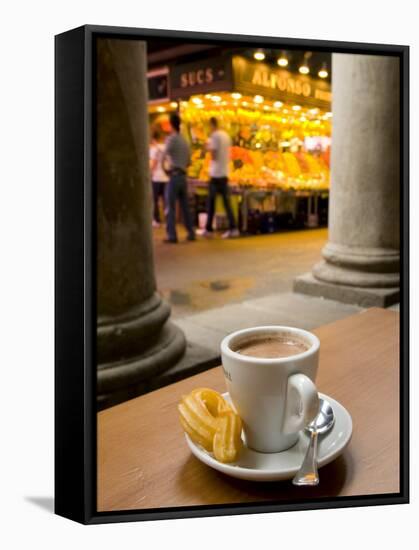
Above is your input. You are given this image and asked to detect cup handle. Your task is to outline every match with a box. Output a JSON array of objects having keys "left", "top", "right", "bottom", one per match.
[{"left": 283, "top": 373, "right": 319, "bottom": 434}]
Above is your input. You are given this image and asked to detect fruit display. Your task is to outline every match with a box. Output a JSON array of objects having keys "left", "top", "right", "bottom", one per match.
[
  {"left": 179, "top": 97, "right": 331, "bottom": 191},
  {"left": 148, "top": 93, "right": 331, "bottom": 191},
  {"left": 178, "top": 387, "right": 243, "bottom": 463},
  {"left": 187, "top": 145, "right": 329, "bottom": 190},
  {"left": 182, "top": 106, "right": 331, "bottom": 145}
]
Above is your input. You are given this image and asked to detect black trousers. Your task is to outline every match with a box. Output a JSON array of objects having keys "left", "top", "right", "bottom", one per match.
[
  {"left": 152, "top": 181, "right": 166, "bottom": 223},
  {"left": 165, "top": 173, "right": 195, "bottom": 241},
  {"left": 205, "top": 177, "right": 236, "bottom": 231}
]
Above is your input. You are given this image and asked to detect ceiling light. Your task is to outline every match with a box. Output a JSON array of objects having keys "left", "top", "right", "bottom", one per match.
[
  {"left": 318, "top": 63, "right": 328, "bottom": 79},
  {"left": 253, "top": 95, "right": 264, "bottom": 104},
  {"left": 254, "top": 50, "right": 265, "bottom": 61},
  {"left": 274, "top": 101, "right": 283, "bottom": 108},
  {"left": 211, "top": 95, "right": 221, "bottom": 102},
  {"left": 292, "top": 105, "right": 301, "bottom": 111},
  {"left": 170, "top": 101, "right": 178, "bottom": 109},
  {"left": 231, "top": 92, "right": 242, "bottom": 99},
  {"left": 299, "top": 52, "right": 312, "bottom": 75},
  {"left": 157, "top": 106, "right": 166, "bottom": 112},
  {"left": 277, "top": 52, "right": 288, "bottom": 67}
]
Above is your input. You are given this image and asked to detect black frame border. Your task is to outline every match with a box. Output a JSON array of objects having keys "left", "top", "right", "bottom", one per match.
[{"left": 54, "top": 24, "right": 409, "bottom": 525}]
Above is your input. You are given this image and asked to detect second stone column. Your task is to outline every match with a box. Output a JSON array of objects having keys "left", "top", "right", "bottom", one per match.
[{"left": 295, "top": 53, "right": 400, "bottom": 307}]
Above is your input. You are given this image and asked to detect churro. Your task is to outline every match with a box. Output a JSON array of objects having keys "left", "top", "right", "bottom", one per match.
[{"left": 178, "top": 388, "right": 242, "bottom": 463}]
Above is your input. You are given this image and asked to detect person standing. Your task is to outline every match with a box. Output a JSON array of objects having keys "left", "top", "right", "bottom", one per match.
[
  {"left": 162, "top": 113, "right": 195, "bottom": 243},
  {"left": 149, "top": 129, "right": 169, "bottom": 227},
  {"left": 200, "top": 117, "right": 239, "bottom": 238}
]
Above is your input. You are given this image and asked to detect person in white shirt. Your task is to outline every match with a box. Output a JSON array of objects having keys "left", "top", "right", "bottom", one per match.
[
  {"left": 200, "top": 117, "right": 239, "bottom": 239},
  {"left": 149, "top": 129, "right": 169, "bottom": 227}
]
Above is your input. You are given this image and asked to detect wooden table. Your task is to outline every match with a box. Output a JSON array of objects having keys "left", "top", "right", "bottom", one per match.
[{"left": 97, "top": 308, "right": 400, "bottom": 512}]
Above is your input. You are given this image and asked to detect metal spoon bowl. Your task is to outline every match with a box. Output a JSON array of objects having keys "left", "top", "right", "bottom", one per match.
[{"left": 292, "top": 398, "right": 335, "bottom": 486}]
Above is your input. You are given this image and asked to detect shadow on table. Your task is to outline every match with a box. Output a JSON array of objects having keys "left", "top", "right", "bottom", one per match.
[
  {"left": 25, "top": 496, "right": 54, "bottom": 514},
  {"left": 177, "top": 451, "right": 354, "bottom": 506}
]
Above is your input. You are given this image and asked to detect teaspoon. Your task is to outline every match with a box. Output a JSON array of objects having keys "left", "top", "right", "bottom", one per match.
[{"left": 292, "top": 398, "right": 335, "bottom": 486}]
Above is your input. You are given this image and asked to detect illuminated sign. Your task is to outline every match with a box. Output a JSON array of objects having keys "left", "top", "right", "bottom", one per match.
[
  {"left": 170, "top": 57, "right": 232, "bottom": 99},
  {"left": 232, "top": 56, "right": 331, "bottom": 109}
]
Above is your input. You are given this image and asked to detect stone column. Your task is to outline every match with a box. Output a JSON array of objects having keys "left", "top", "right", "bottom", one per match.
[
  {"left": 96, "top": 39, "right": 186, "bottom": 409},
  {"left": 294, "top": 53, "right": 400, "bottom": 307}
]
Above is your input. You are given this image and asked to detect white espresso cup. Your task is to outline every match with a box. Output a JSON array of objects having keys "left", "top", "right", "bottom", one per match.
[{"left": 220, "top": 326, "right": 320, "bottom": 453}]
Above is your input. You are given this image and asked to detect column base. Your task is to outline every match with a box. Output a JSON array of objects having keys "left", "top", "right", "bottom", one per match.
[
  {"left": 293, "top": 272, "right": 399, "bottom": 308},
  {"left": 97, "top": 321, "right": 186, "bottom": 408},
  {"left": 316, "top": 245, "right": 399, "bottom": 288}
]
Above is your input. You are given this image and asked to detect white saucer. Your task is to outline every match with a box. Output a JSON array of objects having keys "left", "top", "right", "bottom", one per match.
[{"left": 184, "top": 392, "right": 352, "bottom": 481}]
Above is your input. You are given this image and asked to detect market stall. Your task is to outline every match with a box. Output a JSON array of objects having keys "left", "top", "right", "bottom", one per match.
[{"left": 148, "top": 53, "right": 331, "bottom": 234}]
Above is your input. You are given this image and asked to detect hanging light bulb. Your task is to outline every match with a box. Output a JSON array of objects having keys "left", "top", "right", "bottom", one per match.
[
  {"left": 318, "top": 62, "right": 328, "bottom": 79},
  {"left": 299, "top": 52, "right": 311, "bottom": 75},
  {"left": 254, "top": 49, "right": 265, "bottom": 61},
  {"left": 277, "top": 51, "right": 289, "bottom": 67},
  {"left": 299, "top": 63, "right": 310, "bottom": 75}
]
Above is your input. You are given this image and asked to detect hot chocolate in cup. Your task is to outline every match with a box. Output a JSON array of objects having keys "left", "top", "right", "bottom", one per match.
[{"left": 220, "top": 326, "right": 320, "bottom": 453}]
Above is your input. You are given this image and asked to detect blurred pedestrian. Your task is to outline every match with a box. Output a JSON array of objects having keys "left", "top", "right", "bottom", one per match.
[
  {"left": 149, "top": 129, "right": 169, "bottom": 227},
  {"left": 162, "top": 113, "right": 195, "bottom": 243},
  {"left": 199, "top": 117, "right": 239, "bottom": 239}
]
